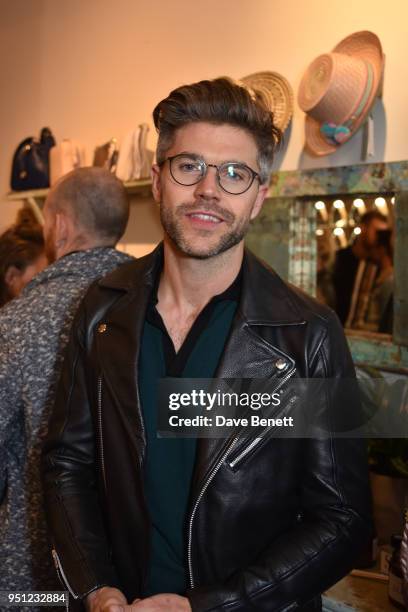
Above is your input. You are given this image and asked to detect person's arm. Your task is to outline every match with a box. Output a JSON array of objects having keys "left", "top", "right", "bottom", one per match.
[
  {"left": 42, "top": 306, "right": 121, "bottom": 602},
  {"left": 0, "top": 331, "right": 22, "bottom": 503},
  {"left": 186, "top": 313, "right": 372, "bottom": 611}
]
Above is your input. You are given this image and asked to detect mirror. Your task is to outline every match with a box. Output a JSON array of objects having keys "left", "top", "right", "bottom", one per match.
[
  {"left": 314, "top": 193, "right": 395, "bottom": 334},
  {"left": 246, "top": 160, "right": 408, "bottom": 352}
]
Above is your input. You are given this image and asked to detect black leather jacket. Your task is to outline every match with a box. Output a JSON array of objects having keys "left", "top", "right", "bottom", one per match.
[{"left": 42, "top": 246, "right": 372, "bottom": 611}]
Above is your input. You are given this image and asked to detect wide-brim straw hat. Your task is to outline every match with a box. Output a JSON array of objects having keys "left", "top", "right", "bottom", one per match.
[
  {"left": 240, "top": 71, "right": 294, "bottom": 132},
  {"left": 298, "top": 31, "right": 385, "bottom": 156}
]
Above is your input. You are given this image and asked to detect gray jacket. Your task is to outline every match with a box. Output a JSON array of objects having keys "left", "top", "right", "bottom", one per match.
[{"left": 0, "top": 247, "right": 133, "bottom": 598}]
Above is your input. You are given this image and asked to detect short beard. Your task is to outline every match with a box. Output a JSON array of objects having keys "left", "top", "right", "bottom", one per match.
[{"left": 160, "top": 202, "right": 252, "bottom": 259}]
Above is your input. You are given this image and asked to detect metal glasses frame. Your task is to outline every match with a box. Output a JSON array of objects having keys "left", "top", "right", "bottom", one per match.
[{"left": 160, "top": 154, "right": 260, "bottom": 195}]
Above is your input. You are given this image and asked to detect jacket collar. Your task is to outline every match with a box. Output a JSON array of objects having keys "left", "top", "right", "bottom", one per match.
[
  {"left": 98, "top": 242, "right": 305, "bottom": 326},
  {"left": 98, "top": 243, "right": 163, "bottom": 292},
  {"left": 239, "top": 248, "right": 305, "bottom": 326}
]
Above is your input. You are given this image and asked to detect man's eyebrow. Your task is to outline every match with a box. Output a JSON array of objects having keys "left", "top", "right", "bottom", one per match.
[
  {"left": 176, "top": 151, "right": 201, "bottom": 159},
  {"left": 176, "top": 151, "right": 251, "bottom": 165}
]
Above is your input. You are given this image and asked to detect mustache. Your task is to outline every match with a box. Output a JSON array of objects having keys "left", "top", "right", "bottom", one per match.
[{"left": 176, "top": 201, "right": 235, "bottom": 224}]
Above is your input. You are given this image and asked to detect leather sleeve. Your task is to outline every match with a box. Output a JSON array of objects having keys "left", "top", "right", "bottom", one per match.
[
  {"left": 187, "top": 312, "right": 372, "bottom": 611},
  {"left": 41, "top": 306, "right": 120, "bottom": 600}
]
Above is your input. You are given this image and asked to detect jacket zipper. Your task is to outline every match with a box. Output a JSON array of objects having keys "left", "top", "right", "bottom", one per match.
[
  {"left": 52, "top": 548, "right": 78, "bottom": 599},
  {"left": 97, "top": 376, "right": 107, "bottom": 493},
  {"left": 228, "top": 437, "right": 264, "bottom": 469},
  {"left": 187, "top": 437, "right": 239, "bottom": 589},
  {"left": 187, "top": 366, "right": 296, "bottom": 589},
  {"left": 228, "top": 368, "right": 296, "bottom": 469}
]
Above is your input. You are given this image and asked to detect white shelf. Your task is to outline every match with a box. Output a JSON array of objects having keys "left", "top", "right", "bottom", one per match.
[
  {"left": 7, "top": 187, "right": 50, "bottom": 201},
  {"left": 6, "top": 178, "right": 153, "bottom": 222}
]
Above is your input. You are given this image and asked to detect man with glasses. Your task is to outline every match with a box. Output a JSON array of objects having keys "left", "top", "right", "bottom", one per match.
[{"left": 43, "top": 78, "right": 371, "bottom": 612}]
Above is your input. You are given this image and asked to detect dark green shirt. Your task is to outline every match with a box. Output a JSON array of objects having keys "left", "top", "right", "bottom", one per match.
[{"left": 138, "top": 275, "right": 240, "bottom": 596}]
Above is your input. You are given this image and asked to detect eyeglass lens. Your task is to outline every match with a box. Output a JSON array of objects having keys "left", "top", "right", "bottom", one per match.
[{"left": 169, "top": 155, "right": 254, "bottom": 194}]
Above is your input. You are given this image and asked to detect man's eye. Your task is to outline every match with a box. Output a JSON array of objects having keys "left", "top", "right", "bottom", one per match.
[
  {"left": 180, "top": 163, "right": 199, "bottom": 172},
  {"left": 224, "top": 165, "right": 246, "bottom": 181}
]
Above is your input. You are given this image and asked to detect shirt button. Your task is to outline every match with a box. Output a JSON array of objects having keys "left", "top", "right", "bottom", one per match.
[{"left": 275, "top": 358, "right": 287, "bottom": 371}]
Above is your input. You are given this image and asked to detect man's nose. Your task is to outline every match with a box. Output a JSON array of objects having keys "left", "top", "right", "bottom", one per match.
[{"left": 193, "top": 166, "right": 221, "bottom": 199}]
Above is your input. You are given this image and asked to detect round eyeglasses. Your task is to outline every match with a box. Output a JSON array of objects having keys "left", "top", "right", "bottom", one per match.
[{"left": 161, "top": 154, "right": 260, "bottom": 195}]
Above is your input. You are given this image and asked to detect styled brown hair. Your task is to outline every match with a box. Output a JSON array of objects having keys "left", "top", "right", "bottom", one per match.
[
  {"left": 153, "top": 77, "right": 281, "bottom": 184},
  {"left": 0, "top": 218, "right": 44, "bottom": 307}
]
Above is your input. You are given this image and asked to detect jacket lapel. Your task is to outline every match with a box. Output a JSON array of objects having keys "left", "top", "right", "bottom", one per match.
[
  {"left": 94, "top": 245, "right": 306, "bottom": 499},
  {"left": 191, "top": 249, "right": 305, "bottom": 500}
]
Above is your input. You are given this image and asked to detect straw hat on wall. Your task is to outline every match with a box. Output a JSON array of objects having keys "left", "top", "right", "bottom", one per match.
[
  {"left": 240, "top": 71, "right": 294, "bottom": 133},
  {"left": 298, "top": 31, "right": 385, "bottom": 156}
]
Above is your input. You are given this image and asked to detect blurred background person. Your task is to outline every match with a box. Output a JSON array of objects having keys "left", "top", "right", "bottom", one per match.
[
  {"left": 0, "top": 210, "right": 47, "bottom": 307},
  {"left": 364, "top": 228, "right": 394, "bottom": 333},
  {"left": 332, "top": 210, "right": 389, "bottom": 327},
  {"left": 316, "top": 230, "right": 336, "bottom": 309},
  {"left": 0, "top": 167, "right": 132, "bottom": 600}
]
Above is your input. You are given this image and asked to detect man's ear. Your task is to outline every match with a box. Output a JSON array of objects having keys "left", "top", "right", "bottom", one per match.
[
  {"left": 54, "top": 211, "right": 69, "bottom": 247},
  {"left": 4, "top": 265, "right": 23, "bottom": 294},
  {"left": 151, "top": 165, "right": 162, "bottom": 203},
  {"left": 250, "top": 184, "right": 269, "bottom": 221}
]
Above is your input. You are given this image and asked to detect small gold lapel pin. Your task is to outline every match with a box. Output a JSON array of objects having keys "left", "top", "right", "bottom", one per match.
[{"left": 97, "top": 323, "right": 107, "bottom": 334}]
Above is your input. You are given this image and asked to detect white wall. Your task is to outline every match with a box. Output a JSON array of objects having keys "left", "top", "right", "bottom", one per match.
[{"left": 1, "top": 0, "right": 408, "bottom": 236}]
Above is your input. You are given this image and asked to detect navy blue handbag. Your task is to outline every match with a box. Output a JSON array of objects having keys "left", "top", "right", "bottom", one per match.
[{"left": 10, "top": 127, "right": 56, "bottom": 191}]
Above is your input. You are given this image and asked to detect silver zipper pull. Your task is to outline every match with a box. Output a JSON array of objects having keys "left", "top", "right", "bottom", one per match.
[
  {"left": 275, "top": 358, "right": 287, "bottom": 371},
  {"left": 52, "top": 549, "right": 78, "bottom": 599}
]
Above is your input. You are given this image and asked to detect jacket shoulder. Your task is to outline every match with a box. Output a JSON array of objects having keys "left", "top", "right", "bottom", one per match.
[{"left": 74, "top": 249, "right": 160, "bottom": 331}]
